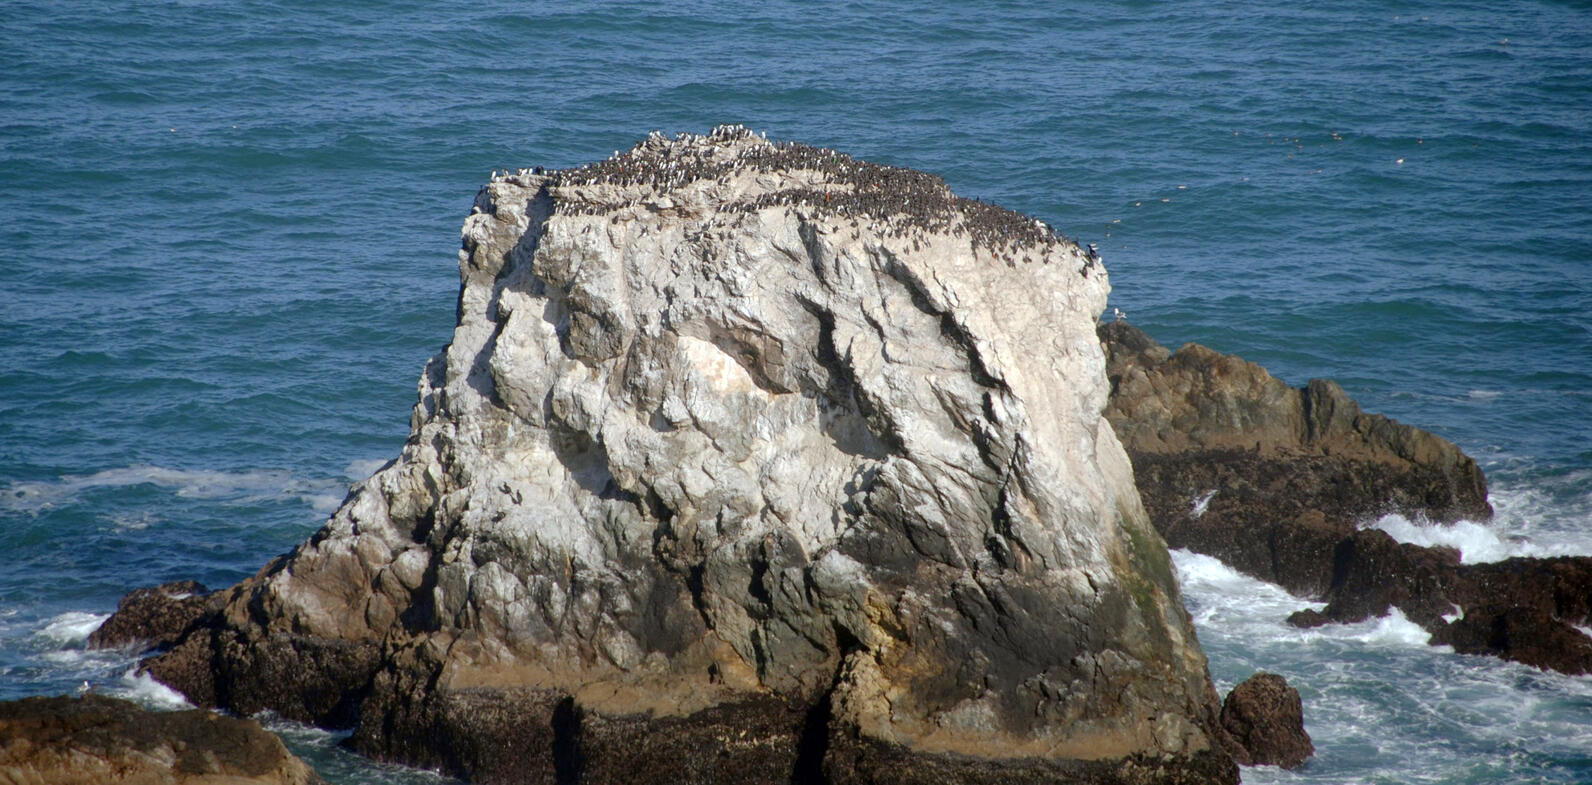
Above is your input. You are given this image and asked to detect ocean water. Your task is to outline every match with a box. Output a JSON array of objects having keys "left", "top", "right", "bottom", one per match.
[{"left": 2, "top": 2, "right": 1588, "bottom": 783}]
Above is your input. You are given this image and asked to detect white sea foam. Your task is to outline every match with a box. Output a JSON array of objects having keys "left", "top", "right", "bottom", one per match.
[
  {"left": 110, "top": 668, "right": 193, "bottom": 709},
  {"left": 343, "top": 458, "right": 391, "bottom": 482},
  {"left": 1338, "top": 607, "right": 1435, "bottom": 649},
  {"left": 1361, "top": 469, "right": 1592, "bottom": 564},
  {"left": 1173, "top": 549, "right": 1303, "bottom": 608},
  {"left": 260, "top": 715, "right": 347, "bottom": 745},
  {"left": 1173, "top": 549, "right": 1444, "bottom": 657},
  {"left": 35, "top": 612, "right": 109, "bottom": 646},
  {"left": 1367, "top": 514, "right": 1529, "bottom": 563},
  {"left": 1171, "top": 550, "right": 1322, "bottom": 633},
  {"left": 1369, "top": 484, "right": 1592, "bottom": 564},
  {"left": 0, "top": 464, "right": 346, "bottom": 516},
  {"left": 307, "top": 492, "right": 345, "bottom": 514},
  {"left": 1488, "top": 477, "right": 1592, "bottom": 555},
  {"left": 109, "top": 511, "right": 158, "bottom": 531}
]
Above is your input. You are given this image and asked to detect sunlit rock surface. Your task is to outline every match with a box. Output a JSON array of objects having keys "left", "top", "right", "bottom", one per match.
[{"left": 122, "top": 128, "right": 1235, "bottom": 783}]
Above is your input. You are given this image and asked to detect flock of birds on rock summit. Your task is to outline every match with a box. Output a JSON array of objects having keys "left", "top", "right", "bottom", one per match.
[{"left": 491, "top": 126, "right": 1101, "bottom": 270}]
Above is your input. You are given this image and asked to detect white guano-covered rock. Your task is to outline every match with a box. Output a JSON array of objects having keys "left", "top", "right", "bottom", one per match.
[{"left": 145, "top": 127, "right": 1234, "bottom": 784}]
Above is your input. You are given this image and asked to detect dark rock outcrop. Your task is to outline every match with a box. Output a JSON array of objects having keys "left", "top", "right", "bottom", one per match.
[
  {"left": 86, "top": 579, "right": 213, "bottom": 651},
  {"left": 97, "top": 129, "right": 1239, "bottom": 784},
  {"left": 0, "top": 694, "right": 324, "bottom": 785},
  {"left": 143, "top": 623, "right": 383, "bottom": 727},
  {"left": 1100, "top": 321, "right": 1592, "bottom": 674},
  {"left": 1218, "top": 673, "right": 1311, "bottom": 769},
  {"left": 1435, "top": 606, "right": 1592, "bottom": 674},
  {"left": 1099, "top": 319, "right": 1490, "bottom": 583}
]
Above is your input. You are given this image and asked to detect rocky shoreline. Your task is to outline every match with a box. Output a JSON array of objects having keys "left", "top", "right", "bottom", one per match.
[{"left": 1100, "top": 320, "right": 1592, "bottom": 675}]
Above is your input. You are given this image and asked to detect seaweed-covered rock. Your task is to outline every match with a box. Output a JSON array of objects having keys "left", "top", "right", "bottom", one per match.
[
  {"left": 1099, "top": 321, "right": 1490, "bottom": 588},
  {"left": 1218, "top": 673, "right": 1312, "bottom": 769},
  {"left": 0, "top": 694, "right": 324, "bottom": 785},
  {"left": 87, "top": 579, "right": 212, "bottom": 651},
  {"left": 1101, "top": 321, "right": 1592, "bottom": 675}
]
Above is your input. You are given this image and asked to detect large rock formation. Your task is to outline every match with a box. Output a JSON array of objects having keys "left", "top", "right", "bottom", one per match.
[
  {"left": 1100, "top": 321, "right": 1592, "bottom": 674},
  {"left": 0, "top": 694, "right": 324, "bottom": 785},
  {"left": 110, "top": 128, "right": 1237, "bottom": 783}
]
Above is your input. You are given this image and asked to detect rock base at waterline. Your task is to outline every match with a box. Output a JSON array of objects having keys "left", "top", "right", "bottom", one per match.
[
  {"left": 0, "top": 694, "right": 324, "bottom": 785},
  {"left": 1101, "top": 320, "right": 1592, "bottom": 674}
]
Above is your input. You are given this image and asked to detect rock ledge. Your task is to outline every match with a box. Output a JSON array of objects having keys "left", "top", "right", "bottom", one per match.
[{"left": 0, "top": 694, "right": 324, "bottom": 785}]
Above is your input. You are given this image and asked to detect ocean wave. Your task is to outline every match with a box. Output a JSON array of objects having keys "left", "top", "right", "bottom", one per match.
[
  {"left": 343, "top": 458, "right": 392, "bottom": 483},
  {"left": 34, "top": 611, "right": 109, "bottom": 646},
  {"left": 1367, "top": 514, "right": 1549, "bottom": 563},
  {"left": 107, "top": 668, "right": 193, "bottom": 710},
  {"left": 0, "top": 464, "right": 347, "bottom": 516},
  {"left": 1174, "top": 549, "right": 1438, "bottom": 656},
  {"left": 3, "top": 611, "right": 140, "bottom": 700},
  {"left": 1172, "top": 549, "right": 1324, "bottom": 634},
  {"left": 261, "top": 715, "right": 459, "bottom": 785},
  {"left": 1367, "top": 480, "right": 1592, "bottom": 564},
  {"left": 1331, "top": 607, "right": 1435, "bottom": 650}
]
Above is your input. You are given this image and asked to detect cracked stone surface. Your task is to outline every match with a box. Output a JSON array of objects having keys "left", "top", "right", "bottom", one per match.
[{"left": 125, "top": 127, "right": 1235, "bottom": 783}]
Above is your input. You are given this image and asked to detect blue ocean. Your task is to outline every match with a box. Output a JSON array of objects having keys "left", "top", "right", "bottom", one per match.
[{"left": 3, "top": 2, "right": 1589, "bottom": 782}]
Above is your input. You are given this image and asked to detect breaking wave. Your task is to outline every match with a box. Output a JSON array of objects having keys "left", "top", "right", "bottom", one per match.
[{"left": 1367, "top": 480, "right": 1592, "bottom": 564}]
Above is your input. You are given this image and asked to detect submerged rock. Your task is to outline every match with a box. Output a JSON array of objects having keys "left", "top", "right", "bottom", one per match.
[
  {"left": 109, "top": 128, "right": 1236, "bottom": 783},
  {"left": 1100, "top": 321, "right": 1592, "bottom": 674},
  {"left": 1218, "top": 673, "right": 1311, "bottom": 769},
  {"left": 0, "top": 694, "right": 324, "bottom": 785}
]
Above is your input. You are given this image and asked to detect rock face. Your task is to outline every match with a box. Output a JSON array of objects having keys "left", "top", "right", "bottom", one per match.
[
  {"left": 115, "top": 128, "right": 1237, "bottom": 783},
  {"left": 1100, "top": 321, "right": 1592, "bottom": 674},
  {"left": 87, "top": 579, "right": 212, "bottom": 651},
  {"left": 0, "top": 694, "right": 324, "bottom": 785},
  {"left": 1217, "top": 673, "right": 1311, "bottom": 769},
  {"left": 1100, "top": 319, "right": 1491, "bottom": 555}
]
